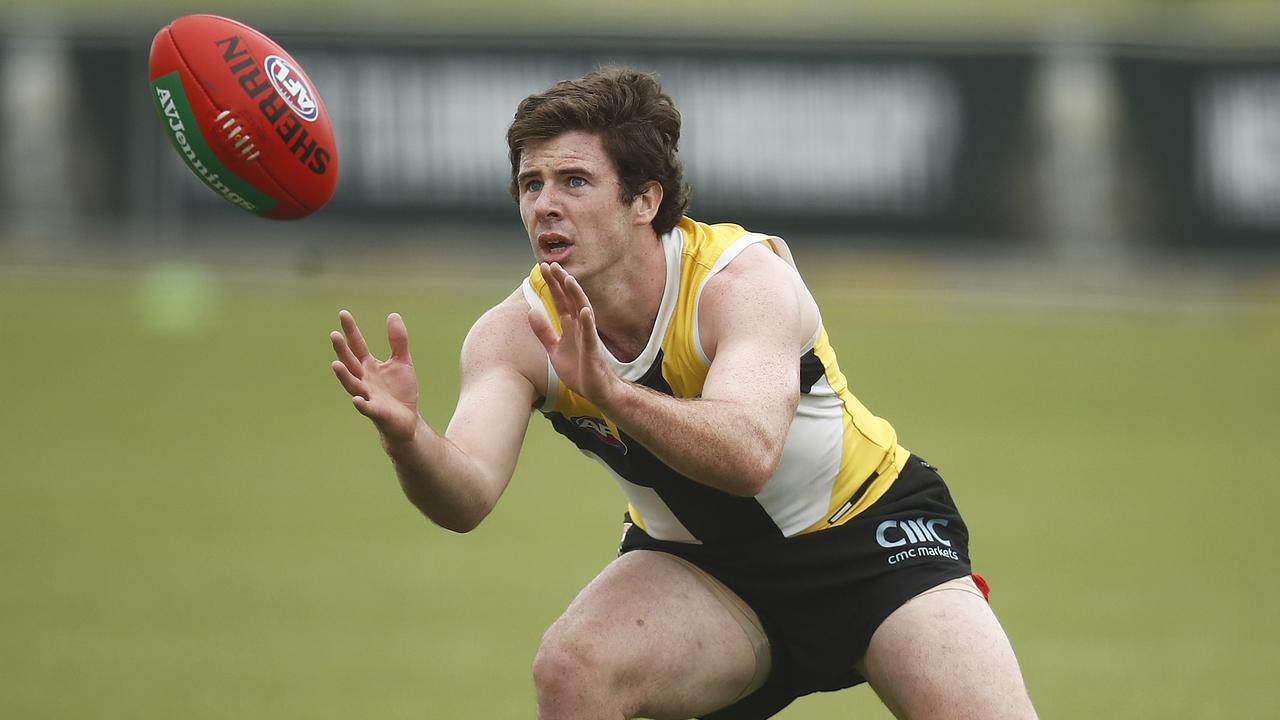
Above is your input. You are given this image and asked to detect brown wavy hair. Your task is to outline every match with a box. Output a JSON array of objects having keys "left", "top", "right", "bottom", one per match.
[{"left": 507, "top": 67, "right": 691, "bottom": 236}]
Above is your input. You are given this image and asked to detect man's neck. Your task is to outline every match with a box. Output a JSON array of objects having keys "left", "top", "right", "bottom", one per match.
[{"left": 583, "top": 234, "right": 668, "bottom": 364}]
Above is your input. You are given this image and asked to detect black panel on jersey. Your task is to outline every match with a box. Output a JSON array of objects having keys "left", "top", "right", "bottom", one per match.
[
  {"left": 546, "top": 350, "right": 784, "bottom": 544},
  {"left": 799, "top": 348, "right": 825, "bottom": 394}
]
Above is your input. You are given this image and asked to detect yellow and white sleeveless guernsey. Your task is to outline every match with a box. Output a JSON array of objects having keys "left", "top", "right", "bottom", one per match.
[{"left": 522, "top": 216, "right": 911, "bottom": 545}]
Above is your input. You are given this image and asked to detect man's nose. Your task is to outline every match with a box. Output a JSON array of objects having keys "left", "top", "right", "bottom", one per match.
[{"left": 531, "top": 184, "right": 561, "bottom": 219}]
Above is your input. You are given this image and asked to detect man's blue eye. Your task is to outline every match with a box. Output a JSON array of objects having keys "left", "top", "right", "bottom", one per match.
[
  {"left": 526, "top": 180, "right": 544, "bottom": 193},
  {"left": 568, "top": 176, "right": 586, "bottom": 188}
]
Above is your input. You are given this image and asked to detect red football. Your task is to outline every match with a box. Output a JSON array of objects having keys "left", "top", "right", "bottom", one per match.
[{"left": 149, "top": 15, "right": 338, "bottom": 219}]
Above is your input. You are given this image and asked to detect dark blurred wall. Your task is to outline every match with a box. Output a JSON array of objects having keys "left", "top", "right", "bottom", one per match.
[
  {"left": 2, "top": 29, "right": 1278, "bottom": 255},
  {"left": 1115, "top": 46, "right": 1280, "bottom": 250}
]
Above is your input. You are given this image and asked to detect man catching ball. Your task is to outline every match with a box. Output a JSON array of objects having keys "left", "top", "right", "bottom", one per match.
[{"left": 330, "top": 67, "right": 1038, "bottom": 719}]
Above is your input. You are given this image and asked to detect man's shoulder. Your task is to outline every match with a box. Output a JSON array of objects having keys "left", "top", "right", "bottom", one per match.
[
  {"left": 678, "top": 216, "right": 783, "bottom": 268},
  {"left": 701, "top": 242, "right": 795, "bottom": 297},
  {"left": 473, "top": 285, "right": 538, "bottom": 338},
  {"left": 460, "top": 286, "right": 545, "bottom": 380},
  {"left": 692, "top": 229, "right": 819, "bottom": 355},
  {"left": 678, "top": 216, "right": 753, "bottom": 248}
]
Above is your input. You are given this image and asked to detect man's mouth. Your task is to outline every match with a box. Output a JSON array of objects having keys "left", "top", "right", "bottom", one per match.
[{"left": 538, "top": 232, "right": 573, "bottom": 258}]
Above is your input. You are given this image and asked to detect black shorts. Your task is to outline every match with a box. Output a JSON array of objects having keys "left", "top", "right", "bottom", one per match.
[{"left": 618, "top": 454, "right": 976, "bottom": 720}]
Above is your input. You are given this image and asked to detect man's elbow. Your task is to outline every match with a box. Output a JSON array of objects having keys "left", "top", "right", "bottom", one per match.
[
  {"left": 427, "top": 505, "right": 488, "bottom": 534},
  {"left": 729, "top": 446, "right": 784, "bottom": 497},
  {"left": 436, "top": 515, "right": 482, "bottom": 534},
  {"left": 408, "top": 493, "right": 492, "bottom": 534},
  {"left": 730, "top": 475, "right": 769, "bottom": 498},
  {"left": 728, "top": 410, "right": 794, "bottom": 497}
]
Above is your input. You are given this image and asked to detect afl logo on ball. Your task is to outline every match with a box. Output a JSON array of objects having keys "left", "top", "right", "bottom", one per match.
[{"left": 265, "top": 55, "right": 318, "bottom": 122}]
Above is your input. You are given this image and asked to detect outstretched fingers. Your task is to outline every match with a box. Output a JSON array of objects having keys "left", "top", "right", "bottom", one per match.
[
  {"left": 331, "top": 309, "right": 420, "bottom": 432},
  {"left": 387, "top": 312, "right": 412, "bottom": 363},
  {"left": 562, "top": 273, "right": 593, "bottom": 316},
  {"left": 339, "top": 310, "right": 373, "bottom": 362},
  {"left": 331, "top": 359, "right": 368, "bottom": 400},
  {"left": 542, "top": 263, "right": 583, "bottom": 320},
  {"left": 576, "top": 305, "right": 599, "bottom": 357},
  {"left": 331, "top": 330, "right": 363, "bottom": 378},
  {"left": 528, "top": 308, "right": 559, "bottom": 353}
]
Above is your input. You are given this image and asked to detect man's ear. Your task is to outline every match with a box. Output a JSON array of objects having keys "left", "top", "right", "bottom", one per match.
[{"left": 632, "top": 181, "right": 663, "bottom": 226}]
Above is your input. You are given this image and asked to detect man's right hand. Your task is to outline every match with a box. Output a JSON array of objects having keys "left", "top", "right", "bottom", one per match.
[{"left": 330, "top": 310, "right": 421, "bottom": 444}]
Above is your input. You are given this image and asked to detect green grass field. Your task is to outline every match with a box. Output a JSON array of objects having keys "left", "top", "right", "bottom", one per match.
[{"left": 2, "top": 254, "right": 1278, "bottom": 718}]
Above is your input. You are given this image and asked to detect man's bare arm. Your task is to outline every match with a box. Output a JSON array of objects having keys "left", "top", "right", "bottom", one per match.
[{"left": 331, "top": 293, "right": 543, "bottom": 531}]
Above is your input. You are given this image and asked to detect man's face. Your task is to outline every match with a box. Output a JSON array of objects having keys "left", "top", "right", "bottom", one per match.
[{"left": 516, "top": 130, "right": 644, "bottom": 276}]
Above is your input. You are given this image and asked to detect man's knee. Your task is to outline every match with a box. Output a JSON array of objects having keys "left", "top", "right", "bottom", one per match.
[
  {"left": 531, "top": 635, "right": 590, "bottom": 704},
  {"left": 532, "top": 625, "right": 629, "bottom": 719}
]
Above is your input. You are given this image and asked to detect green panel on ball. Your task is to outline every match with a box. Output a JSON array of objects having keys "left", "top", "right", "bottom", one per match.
[{"left": 150, "top": 71, "right": 278, "bottom": 215}]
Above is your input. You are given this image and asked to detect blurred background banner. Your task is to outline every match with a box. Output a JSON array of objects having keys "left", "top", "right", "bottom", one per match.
[
  {"left": 295, "top": 39, "right": 1034, "bottom": 236},
  {"left": 5, "top": 33, "right": 1037, "bottom": 241},
  {"left": 2, "top": 24, "right": 1279, "bottom": 257},
  {"left": 1114, "top": 46, "right": 1280, "bottom": 249}
]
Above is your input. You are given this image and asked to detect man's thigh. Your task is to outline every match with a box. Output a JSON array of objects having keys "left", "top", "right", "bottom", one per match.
[
  {"left": 856, "top": 577, "right": 1037, "bottom": 720},
  {"left": 537, "top": 549, "right": 770, "bottom": 720}
]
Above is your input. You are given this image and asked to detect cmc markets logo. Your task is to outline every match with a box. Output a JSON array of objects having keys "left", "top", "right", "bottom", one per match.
[
  {"left": 265, "top": 55, "right": 319, "bottom": 122},
  {"left": 572, "top": 416, "right": 628, "bottom": 454},
  {"left": 877, "top": 517, "right": 959, "bottom": 565},
  {"left": 876, "top": 517, "right": 951, "bottom": 548}
]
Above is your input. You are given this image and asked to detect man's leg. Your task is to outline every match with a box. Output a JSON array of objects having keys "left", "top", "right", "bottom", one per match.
[
  {"left": 857, "top": 577, "right": 1037, "bottom": 720},
  {"left": 533, "top": 549, "right": 770, "bottom": 720}
]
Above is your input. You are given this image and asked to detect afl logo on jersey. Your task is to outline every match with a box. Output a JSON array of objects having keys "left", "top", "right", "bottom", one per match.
[
  {"left": 265, "top": 55, "right": 319, "bottom": 122},
  {"left": 572, "top": 415, "right": 628, "bottom": 454}
]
